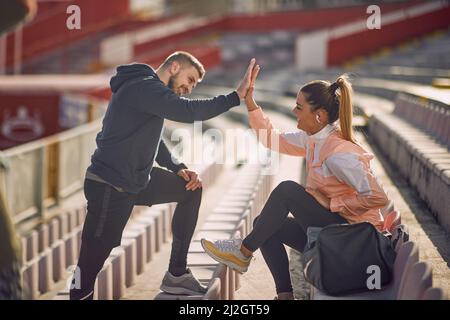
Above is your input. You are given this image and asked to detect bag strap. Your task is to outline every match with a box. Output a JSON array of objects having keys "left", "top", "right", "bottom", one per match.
[{"left": 305, "top": 226, "right": 323, "bottom": 251}]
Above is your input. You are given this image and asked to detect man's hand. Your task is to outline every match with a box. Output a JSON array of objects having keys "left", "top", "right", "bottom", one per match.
[
  {"left": 236, "top": 58, "right": 256, "bottom": 100},
  {"left": 245, "top": 63, "right": 261, "bottom": 112},
  {"left": 307, "top": 188, "right": 331, "bottom": 210},
  {"left": 177, "top": 169, "right": 202, "bottom": 191}
]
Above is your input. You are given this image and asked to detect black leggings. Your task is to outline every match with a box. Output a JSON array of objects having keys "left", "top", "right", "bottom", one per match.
[
  {"left": 242, "top": 180, "right": 347, "bottom": 294},
  {"left": 70, "top": 167, "right": 202, "bottom": 300}
]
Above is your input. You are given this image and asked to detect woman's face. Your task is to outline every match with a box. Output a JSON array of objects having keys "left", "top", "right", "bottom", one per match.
[{"left": 292, "top": 91, "right": 320, "bottom": 134}]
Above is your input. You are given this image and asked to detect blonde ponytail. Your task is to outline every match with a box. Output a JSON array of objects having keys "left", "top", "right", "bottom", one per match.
[
  {"left": 336, "top": 75, "right": 356, "bottom": 144},
  {"left": 300, "top": 74, "right": 357, "bottom": 144}
]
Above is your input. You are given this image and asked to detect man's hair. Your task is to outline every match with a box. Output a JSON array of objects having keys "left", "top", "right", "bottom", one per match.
[{"left": 161, "top": 51, "right": 205, "bottom": 81}]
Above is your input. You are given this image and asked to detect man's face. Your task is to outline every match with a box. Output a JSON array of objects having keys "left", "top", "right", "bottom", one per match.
[{"left": 168, "top": 64, "right": 200, "bottom": 96}]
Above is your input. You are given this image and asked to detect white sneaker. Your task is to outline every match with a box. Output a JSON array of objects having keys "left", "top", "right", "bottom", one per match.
[{"left": 160, "top": 268, "right": 207, "bottom": 295}]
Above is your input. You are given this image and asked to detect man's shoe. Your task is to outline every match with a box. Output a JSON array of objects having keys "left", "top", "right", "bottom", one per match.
[
  {"left": 160, "top": 268, "right": 207, "bottom": 295},
  {"left": 201, "top": 238, "right": 251, "bottom": 273}
]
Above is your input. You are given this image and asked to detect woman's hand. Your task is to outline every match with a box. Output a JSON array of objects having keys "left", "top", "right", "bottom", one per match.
[{"left": 245, "top": 63, "right": 261, "bottom": 112}]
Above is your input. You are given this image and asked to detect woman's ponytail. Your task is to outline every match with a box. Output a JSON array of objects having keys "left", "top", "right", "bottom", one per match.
[
  {"left": 301, "top": 74, "right": 356, "bottom": 144},
  {"left": 335, "top": 75, "right": 355, "bottom": 144}
]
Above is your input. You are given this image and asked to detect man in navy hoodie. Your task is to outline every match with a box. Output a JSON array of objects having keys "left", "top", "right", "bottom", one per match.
[{"left": 69, "top": 52, "right": 256, "bottom": 300}]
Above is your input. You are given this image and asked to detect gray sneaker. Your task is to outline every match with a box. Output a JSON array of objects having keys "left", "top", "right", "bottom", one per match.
[{"left": 160, "top": 268, "right": 208, "bottom": 295}]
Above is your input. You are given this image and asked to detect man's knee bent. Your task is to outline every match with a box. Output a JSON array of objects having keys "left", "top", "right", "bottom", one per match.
[
  {"left": 192, "top": 187, "right": 203, "bottom": 198},
  {"left": 184, "top": 187, "right": 203, "bottom": 203}
]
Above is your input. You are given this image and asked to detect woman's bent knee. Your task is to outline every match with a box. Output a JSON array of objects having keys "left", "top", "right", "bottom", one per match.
[
  {"left": 273, "top": 180, "right": 303, "bottom": 195},
  {"left": 253, "top": 216, "right": 260, "bottom": 227}
]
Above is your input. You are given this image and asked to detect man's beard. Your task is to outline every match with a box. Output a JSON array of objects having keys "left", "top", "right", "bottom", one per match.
[
  {"left": 168, "top": 74, "right": 180, "bottom": 95},
  {"left": 168, "top": 76, "right": 175, "bottom": 90}
]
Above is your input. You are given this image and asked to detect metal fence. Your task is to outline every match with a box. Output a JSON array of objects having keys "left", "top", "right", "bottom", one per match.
[{"left": 0, "top": 119, "right": 101, "bottom": 226}]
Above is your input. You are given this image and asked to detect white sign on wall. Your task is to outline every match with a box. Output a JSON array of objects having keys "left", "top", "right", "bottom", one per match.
[
  {"left": 130, "top": 0, "right": 166, "bottom": 17},
  {"left": 1, "top": 106, "right": 44, "bottom": 142},
  {"left": 295, "top": 30, "right": 329, "bottom": 70},
  {"left": 59, "top": 94, "right": 88, "bottom": 129}
]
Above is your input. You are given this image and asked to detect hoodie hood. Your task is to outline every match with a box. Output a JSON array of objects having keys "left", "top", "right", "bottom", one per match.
[{"left": 110, "top": 63, "right": 157, "bottom": 93}]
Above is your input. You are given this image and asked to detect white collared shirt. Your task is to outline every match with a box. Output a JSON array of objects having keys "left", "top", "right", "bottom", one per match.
[{"left": 307, "top": 124, "right": 337, "bottom": 166}]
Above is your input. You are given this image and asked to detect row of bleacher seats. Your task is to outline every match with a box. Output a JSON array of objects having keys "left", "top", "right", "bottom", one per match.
[
  {"left": 393, "top": 92, "right": 450, "bottom": 149},
  {"left": 360, "top": 28, "right": 450, "bottom": 72},
  {"left": 348, "top": 65, "right": 450, "bottom": 86},
  {"left": 369, "top": 92, "right": 450, "bottom": 235}
]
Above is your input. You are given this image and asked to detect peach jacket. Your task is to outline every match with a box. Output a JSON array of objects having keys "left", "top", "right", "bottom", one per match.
[{"left": 249, "top": 108, "right": 390, "bottom": 230}]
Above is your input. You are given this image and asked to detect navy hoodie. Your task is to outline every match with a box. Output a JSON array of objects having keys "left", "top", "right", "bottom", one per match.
[{"left": 88, "top": 63, "right": 240, "bottom": 194}]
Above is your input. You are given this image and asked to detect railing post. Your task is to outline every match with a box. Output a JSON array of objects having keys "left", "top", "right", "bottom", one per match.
[
  {"left": 36, "top": 147, "right": 45, "bottom": 221},
  {"left": 54, "top": 141, "right": 61, "bottom": 208}
]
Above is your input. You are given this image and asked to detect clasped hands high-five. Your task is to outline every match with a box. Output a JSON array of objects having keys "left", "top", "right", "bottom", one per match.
[{"left": 177, "top": 58, "right": 260, "bottom": 191}]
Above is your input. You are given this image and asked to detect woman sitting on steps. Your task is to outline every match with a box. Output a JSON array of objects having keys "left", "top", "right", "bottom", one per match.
[{"left": 201, "top": 61, "right": 393, "bottom": 300}]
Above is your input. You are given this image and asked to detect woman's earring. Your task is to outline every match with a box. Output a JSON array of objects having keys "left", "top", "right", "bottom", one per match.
[{"left": 316, "top": 115, "right": 321, "bottom": 123}]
